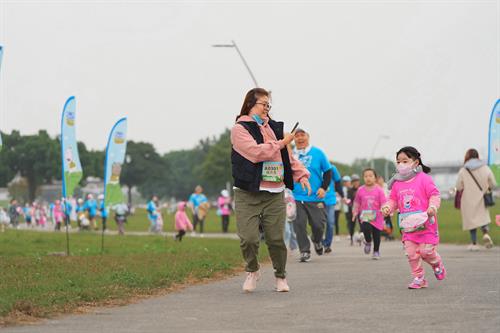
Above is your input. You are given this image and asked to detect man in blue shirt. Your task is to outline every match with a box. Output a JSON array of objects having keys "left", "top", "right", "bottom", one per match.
[
  {"left": 98, "top": 194, "right": 108, "bottom": 231},
  {"left": 147, "top": 196, "right": 159, "bottom": 233},
  {"left": 293, "top": 129, "right": 332, "bottom": 262},
  {"left": 323, "top": 164, "right": 344, "bottom": 253},
  {"left": 63, "top": 199, "right": 73, "bottom": 227},
  {"left": 188, "top": 185, "right": 209, "bottom": 234},
  {"left": 84, "top": 194, "right": 98, "bottom": 230}
]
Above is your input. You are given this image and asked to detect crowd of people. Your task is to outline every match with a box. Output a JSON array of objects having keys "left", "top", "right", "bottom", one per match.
[
  {"left": 0, "top": 186, "right": 235, "bottom": 237},
  {"left": 1, "top": 87, "right": 496, "bottom": 295},
  {"left": 145, "top": 186, "right": 234, "bottom": 240},
  {"left": 280, "top": 129, "right": 399, "bottom": 263},
  {"left": 0, "top": 194, "right": 129, "bottom": 234},
  {"left": 230, "top": 87, "right": 496, "bottom": 293}
]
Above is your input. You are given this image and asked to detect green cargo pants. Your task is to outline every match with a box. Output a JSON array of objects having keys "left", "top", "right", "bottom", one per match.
[{"left": 234, "top": 188, "right": 287, "bottom": 278}]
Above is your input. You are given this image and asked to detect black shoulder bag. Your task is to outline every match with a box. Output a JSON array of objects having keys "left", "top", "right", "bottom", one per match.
[{"left": 466, "top": 168, "right": 495, "bottom": 207}]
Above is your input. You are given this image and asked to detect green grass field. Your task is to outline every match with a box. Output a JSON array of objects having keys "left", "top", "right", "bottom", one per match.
[
  {"left": 426, "top": 200, "right": 500, "bottom": 244},
  {"left": 0, "top": 232, "right": 265, "bottom": 324}
]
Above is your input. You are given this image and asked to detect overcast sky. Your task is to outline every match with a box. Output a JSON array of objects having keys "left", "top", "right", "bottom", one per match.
[{"left": 0, "top": 0, "right": 498, "bottom": 165}]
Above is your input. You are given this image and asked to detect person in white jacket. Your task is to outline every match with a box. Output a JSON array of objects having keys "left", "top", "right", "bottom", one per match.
[
  {"left": 456, "top": 149, "right": 497, "bottom": 251},
  {"left": 0, "top": 207, "right": 10, "bottom": 232}
]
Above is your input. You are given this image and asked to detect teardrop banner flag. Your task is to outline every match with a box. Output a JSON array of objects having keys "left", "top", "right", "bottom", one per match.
[
  {"left": 488, "top": 99, "right": 500, "bottom": 185},
  {"left": 0, "top": 45, "right": 4, "bottom": 151},
  {"left": 61, "top": 96, "right": 83, "bottom": 198},
  {"left": 104, "top": 117, "right": 128, "bottom": 207}
]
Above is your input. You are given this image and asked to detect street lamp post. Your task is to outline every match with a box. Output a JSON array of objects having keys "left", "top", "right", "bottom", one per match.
[
  {"left": 384, "top": 158, "right": 390, "bottom": 182},
  {"left": 370, "top": 135, "right": 390, "bottom": 169},
  {"left": 212, "top": 40, "right": 259, "bottom": 88}
]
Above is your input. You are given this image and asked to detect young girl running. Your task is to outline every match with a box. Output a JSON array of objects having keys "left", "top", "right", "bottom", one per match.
[
  {"left": 174, "top": 202, "right": 193, "bottom": 241},
  {"left": 353, "top": 168, "right": 386, "bottom": 259},
  {"left": 382, "top": 146, "right": 446, "bottom": 289}
]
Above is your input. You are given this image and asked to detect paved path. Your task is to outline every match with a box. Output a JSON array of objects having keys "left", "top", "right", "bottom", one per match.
[
  {"left": 8, "top": 223, "right": 239, "bottom": 239},
  {"left": 3, "top": 240, "right": 500, "bottom": 333}
]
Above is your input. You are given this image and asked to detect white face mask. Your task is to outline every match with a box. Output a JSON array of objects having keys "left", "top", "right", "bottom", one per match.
[{"left": 396, "top": 162, "right": 416, "bottom": 176}]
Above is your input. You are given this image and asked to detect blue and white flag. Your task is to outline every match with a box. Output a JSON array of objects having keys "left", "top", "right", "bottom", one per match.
[
  {"left": 61, "top": 96, "right": 83, "bottom": 198},
  {"left": 0, "top": 45, "right": 3, "bottom": 151},
  {"left": 104, "top": 118, "right": 128, "bottom": 206},
  {"left": 488, "top": 99, "right": 500, "bottom": 185}
]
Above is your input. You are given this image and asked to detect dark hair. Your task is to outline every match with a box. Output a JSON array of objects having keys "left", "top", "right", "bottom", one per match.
[
  {"left": 464, "top": 148, "right": 479, "bottom": 164},
  {"left": 236, "top": 88, "right": 269, "bottom": 121},
  {"left": 396, "top": 146, "right": 431, "bottom": 174},
  {"left": 362, "top": 168, "right": 378, "bottom": 179}
]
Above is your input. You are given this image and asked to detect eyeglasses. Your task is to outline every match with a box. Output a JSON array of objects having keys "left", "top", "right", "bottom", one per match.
[{"left": 255, "top": 102, "right": 272, "bottom": 110}]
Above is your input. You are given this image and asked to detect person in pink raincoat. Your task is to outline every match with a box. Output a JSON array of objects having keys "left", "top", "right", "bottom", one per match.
[
  {"left": 53, "top": 200, "right": 65, "bottom": 231},
  {"left": 174, "top": 202, "right": 193, "bottom": 241},
  {"left": 217, "top": 190, "right": 232, "bottom": 233},
  {"left": 34, "top": 202, "right": 47, "bottom": 228}
]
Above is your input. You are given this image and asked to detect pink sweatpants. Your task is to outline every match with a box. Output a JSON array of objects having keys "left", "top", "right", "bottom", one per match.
[{"left": 404, "top": 241, "right": 442, "bottom": 279}]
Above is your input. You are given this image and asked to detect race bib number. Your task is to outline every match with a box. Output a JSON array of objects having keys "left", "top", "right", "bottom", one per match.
[
  {"left": 360, "top": 210, "right": 377, "bottom": 223},
  {"left": 262, "top": 162, "right": 284, "bottom": 182},
  {"left": 398, "top": 211, "right": 428, "bottom": 233}
]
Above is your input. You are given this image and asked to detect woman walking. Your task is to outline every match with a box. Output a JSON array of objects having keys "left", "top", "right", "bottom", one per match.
[
  {"left": 456, "top": 149, "right": 497, "bottom": 250},
  {"left": 231, "top": 88, "right": 310, "bottom": 293}
]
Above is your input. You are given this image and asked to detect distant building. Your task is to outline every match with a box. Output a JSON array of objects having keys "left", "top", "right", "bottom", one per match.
[
  {"left": 80, "top": 177, "right": 104, "bottom": 198},
  {"left": 0, "top": 188, "right": 8, "bottom": 202},
  {"left": 38, "top": 181, "right": 63, "bottom": 203}
]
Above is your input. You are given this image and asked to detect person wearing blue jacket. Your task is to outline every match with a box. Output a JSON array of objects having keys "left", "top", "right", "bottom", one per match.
[
  {"left": 292, "top": 129, "right": 332, "bottom": 262},
  {"left": 84, "top": 194, "right": 98, "bottom": 230},
  {"left": 147, "top": 196, "right": 159, "bottom": 233},
  {"left": 323, "top": 164, "right": 344, "bottom": 253},
  {"left": 98, "top": 194, "right": 108, "bottom": 231}
]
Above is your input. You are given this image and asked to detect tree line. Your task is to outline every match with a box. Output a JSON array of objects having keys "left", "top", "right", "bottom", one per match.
[{"left": 0, "top": 129, "right": 395, "bottom": 203}]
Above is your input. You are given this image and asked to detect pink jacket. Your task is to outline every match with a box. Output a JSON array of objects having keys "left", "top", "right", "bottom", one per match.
[
  {"left": 231, "top": 115, "right": 309, "bottom": 191},
  {"left": 383, "top": 172, "right": 441, "bottom": 244},
  {"left": 53, "top": 203, "right": 64, "bottom": 221},
  {"left": 175, "top": 202, "right": 193, "bottom": 231},
  {"left": 217, "top": 196, "right": 232, "bottom": 216}
]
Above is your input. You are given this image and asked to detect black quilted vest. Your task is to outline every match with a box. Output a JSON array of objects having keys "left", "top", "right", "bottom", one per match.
[{"left": 231, "top": 120, "right": 294, "bottom": 192}]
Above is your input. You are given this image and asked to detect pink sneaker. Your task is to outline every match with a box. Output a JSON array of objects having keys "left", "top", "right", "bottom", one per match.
[
  {"left": 276, "top": 278, "right": 290, "bottom": 292},
  {"left": 408, "top": 277, "right": 428, "bottom": 289},
  {"left": 433, "top": 264, "right": 446, "bottom": 280},
  {"left": 242, "top": 271, "right": 260, "bottom": 292}
]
